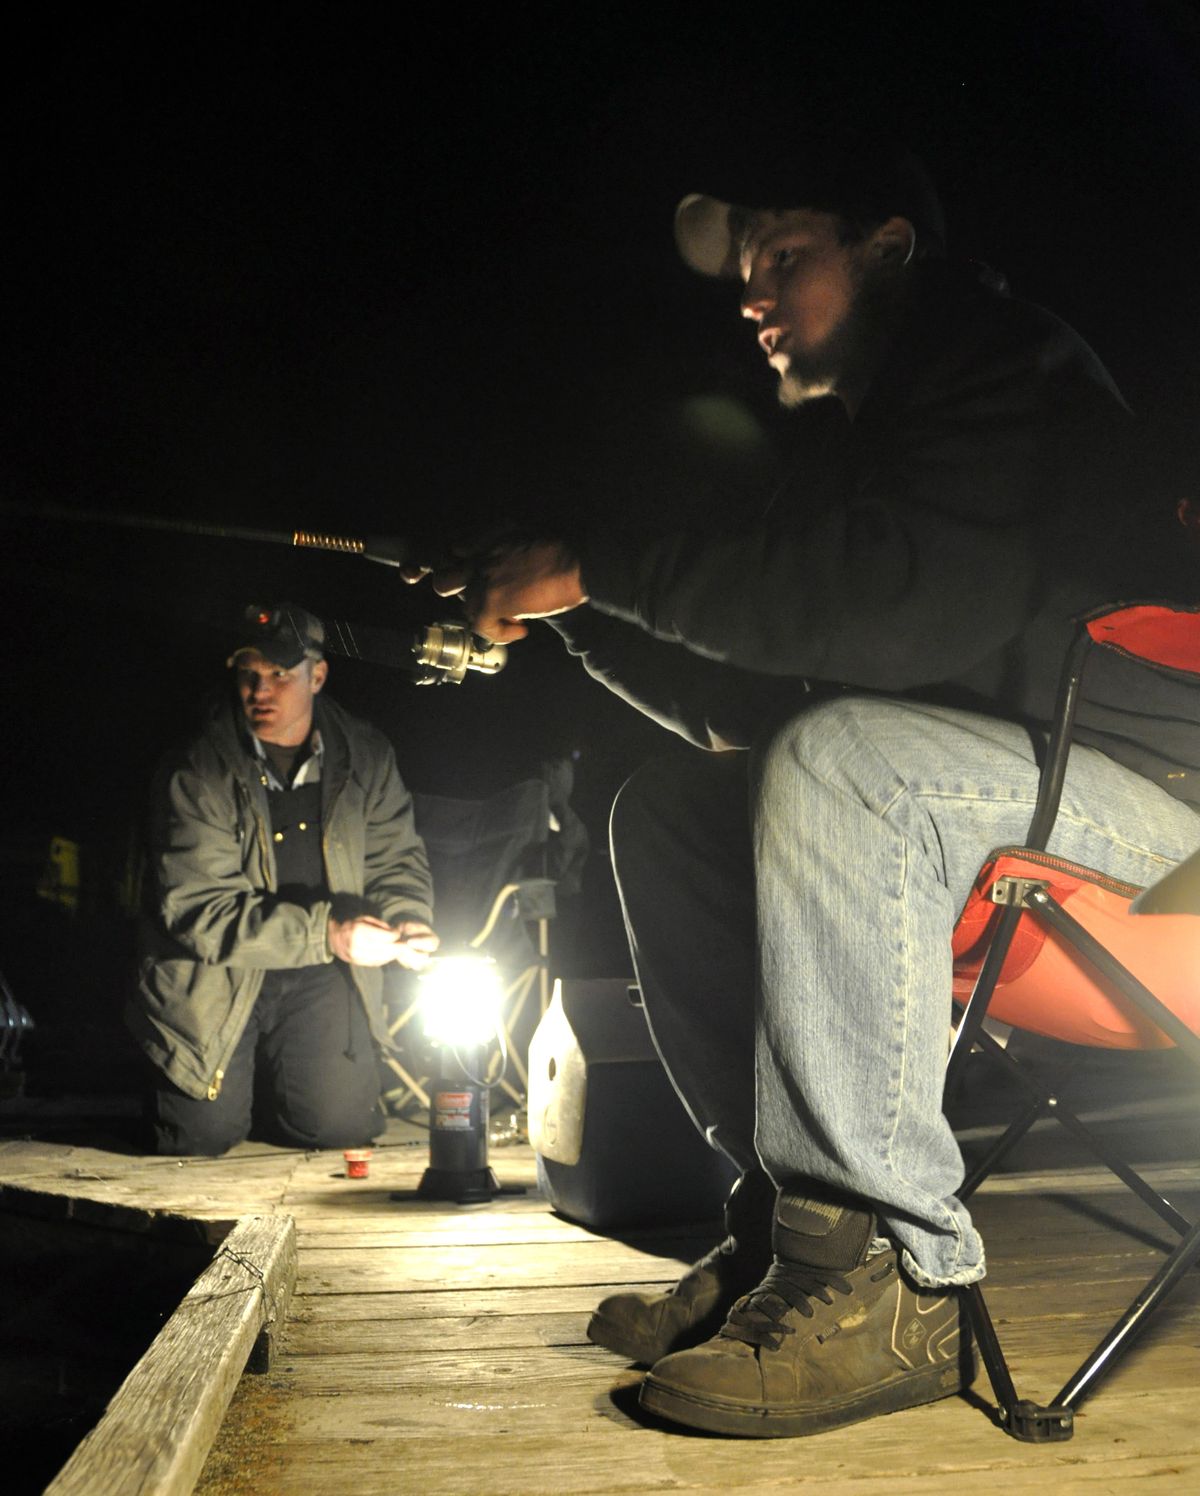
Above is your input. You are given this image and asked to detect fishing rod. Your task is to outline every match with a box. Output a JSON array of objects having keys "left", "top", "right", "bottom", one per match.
[
  {"left": 3, "top": 500, "right": 419, "bottom": 567},
  {"left": 1, "top": 502, "right": 506, "bottom": 684}
]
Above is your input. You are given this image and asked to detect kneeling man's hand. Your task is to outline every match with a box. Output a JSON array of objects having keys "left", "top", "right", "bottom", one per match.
[
  {"left": 391, "top": 920, "right": 440, "bottom": 970},
  {"left": 328, "top": 914, "right": 439, "bottom": 969}
]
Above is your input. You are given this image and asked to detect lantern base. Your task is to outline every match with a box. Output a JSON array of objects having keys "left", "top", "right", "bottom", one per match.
[{"left": 416, "top": 1164, "right": 502, "bottom": 1203}]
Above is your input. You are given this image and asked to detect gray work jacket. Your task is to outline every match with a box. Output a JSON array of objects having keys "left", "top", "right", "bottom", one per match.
[{"left": 129, "top": 693, "right": 432, "bottom": 1100}]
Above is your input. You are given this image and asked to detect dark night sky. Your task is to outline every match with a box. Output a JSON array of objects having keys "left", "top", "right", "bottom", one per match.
[{"left": 4, "top": 1, "right": 1200, "bottom": 968}]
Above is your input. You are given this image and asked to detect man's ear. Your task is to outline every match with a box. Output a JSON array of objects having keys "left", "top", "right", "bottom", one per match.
[
  {"left": 871, "top": 216, "right": 917, "bottom": 268},
  {"left": 310, "top": 659, "right": 329, "bottom": 693}
]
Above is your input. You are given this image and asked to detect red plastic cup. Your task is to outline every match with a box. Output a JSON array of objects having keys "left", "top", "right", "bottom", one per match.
[{"left": 343, "top": 1148, "right": 371, "bottom": 1179}]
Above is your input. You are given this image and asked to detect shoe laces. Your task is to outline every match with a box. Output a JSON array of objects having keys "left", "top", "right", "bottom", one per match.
[{"left": 720, "top": 1257, "right": 895, "bottom": 1352}]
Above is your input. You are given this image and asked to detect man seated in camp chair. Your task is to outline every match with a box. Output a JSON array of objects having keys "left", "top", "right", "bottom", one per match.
[{"left": 406, "top": 133, "right": 1200, "bottom": 1438}]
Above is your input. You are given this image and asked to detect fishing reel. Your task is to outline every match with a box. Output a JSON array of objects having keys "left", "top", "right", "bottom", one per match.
[
  {"left": 289, "top": 533, "right": 509, "bottom": 685},
  {"left": 241, "top": 604, "right": 507, "bottom": 686},
  {"left": 411, "top": 622, "right": 507, "bottom": 685}
]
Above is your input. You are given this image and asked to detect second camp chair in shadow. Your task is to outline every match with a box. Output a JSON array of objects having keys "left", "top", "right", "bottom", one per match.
[
  {"left": 945, "top": 602, "right": 1200, "bottom": 1441},
  {"left": 383, "top": 771, "right": 584, "bottom": 1115}
]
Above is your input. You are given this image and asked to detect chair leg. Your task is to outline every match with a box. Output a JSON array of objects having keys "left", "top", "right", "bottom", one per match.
[
  {"left": 381, "top": 1056, "right": 430, "bottom": 1111},
  {"left": 959, "top": 1092, "right": 1045, "bottom": 1201},
  {"left": 954, "top": 1031, "right": 1199, "bottom": 1439},
  {"left": 975, "top": 1219, "right": 1200, "bottom": 1440},
  {"left": 964, "top": 1284, "right": 1075, "bottom": 1442},
  {"left": 1052, "top": 1217, "right": 1200, "bottom": 1411},
  {"left": 499, "top": 967, "right": 534, "bottom": 1094},
  {"left": 967, "top": 1029, "right": 1193, "bottom": 1235}
]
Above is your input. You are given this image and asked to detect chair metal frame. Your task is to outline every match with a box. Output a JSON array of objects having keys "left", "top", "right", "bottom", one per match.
[
  {"left": 944, "top": 602, "right": 1200, "bottom": 1442},
  {"left": 380, "top": 776, "right": 561, "bottom": 1115},
  {"left": 382, "top": 881, "right": 555, "bottom": 1114}
]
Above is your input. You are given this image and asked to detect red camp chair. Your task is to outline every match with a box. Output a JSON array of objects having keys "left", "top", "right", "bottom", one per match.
[{"left": 945, "top": 602, "right": 1200, "bottom": 1442}]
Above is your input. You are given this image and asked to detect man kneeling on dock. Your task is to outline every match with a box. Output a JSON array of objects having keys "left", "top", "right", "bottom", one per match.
[
  {"left": 129, "top": 603, "right": 437, "bottom": 1156},
  {"left": 406, "top": 129, "right": 1198, "bottom": 1437}
]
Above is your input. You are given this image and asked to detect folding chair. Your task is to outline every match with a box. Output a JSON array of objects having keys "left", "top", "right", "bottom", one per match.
[
  {"left": 945, "top": 602, "right": 1200, "bottom": 1442},
  {"left": 382, "top": 777, "right": 566, "bottom": 1115}
]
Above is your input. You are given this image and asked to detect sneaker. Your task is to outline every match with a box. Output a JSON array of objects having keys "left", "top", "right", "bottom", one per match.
[
  {"left": 639, "top": 1183, "right": 973, "bottom": 1437},
  {"left": 586, "top": 1168, "right": 775, "bottom": 1366}
]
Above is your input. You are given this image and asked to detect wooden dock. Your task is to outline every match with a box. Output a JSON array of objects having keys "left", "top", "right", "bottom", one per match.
[{"left": 2, "top": 1073, "right": 1199, "bottom": 1494}]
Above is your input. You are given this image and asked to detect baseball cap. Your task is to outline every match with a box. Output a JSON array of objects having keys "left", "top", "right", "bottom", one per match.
[
  {"left": 674, "top": 135, "right": 946, "bottom": 280},
  {"left": 226, "top": 603, "right": 326, "bottom": 669}
]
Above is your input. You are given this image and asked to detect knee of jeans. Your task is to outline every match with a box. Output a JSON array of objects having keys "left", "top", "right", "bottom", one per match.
[{"left": 754, "top": 697, "right": 875, "bottom": 794}]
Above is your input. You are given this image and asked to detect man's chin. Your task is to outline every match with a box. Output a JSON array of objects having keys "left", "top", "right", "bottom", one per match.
[{"left": 777, "top": 367, "right": 836, "bottom": 409}]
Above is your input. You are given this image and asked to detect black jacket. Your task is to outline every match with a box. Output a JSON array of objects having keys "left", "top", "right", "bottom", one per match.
[{"left": 550, "top": 263, "right": 1199, "bottom": 805}]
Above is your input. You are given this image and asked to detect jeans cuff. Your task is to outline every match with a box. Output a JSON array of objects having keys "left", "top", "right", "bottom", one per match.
[{"left": 901, "top": 1243, "right": 987, "bottom": 1288}]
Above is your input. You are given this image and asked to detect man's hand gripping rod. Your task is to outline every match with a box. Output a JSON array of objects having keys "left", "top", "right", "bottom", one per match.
[{"left": 289, "top": 529, "right": 507, "bottom": 684}]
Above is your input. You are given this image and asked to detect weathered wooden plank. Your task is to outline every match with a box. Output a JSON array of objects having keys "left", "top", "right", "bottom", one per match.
[
  {"left": 290, "top": 1234, "right": 1196, "bottom": 1296},
  {"left": 277, "top": 1186, "right": 550, "bottom": 1223},
  {"left": 331, "top": 1193, "right": 1190, "bottom": 1249},
  {"left": 285, "top": 1307, "right": 609, "bottom": 1353},
  {"left": 294, "top": 1241, "right": 710, "bottom": 1292},
  {"left": 288, "top": 1175, "right": 1200, "bottom": 1239},
  {"left": 280, "top": 1242, "right": 1196, "bottom": 1324},
  {"left": 280, "top": 1274, "right": 1200, "bottom": 1357},
  {"left": 0, "top": 1177, "right": 293, "bottom": 1224},
  {"left": 196, "top": 1439, "right": 1200, "bottom": 1496},
  {"left": 280, "top": 1168, "right": 542, "bottom": 1197},
  {"left": 195, "top": 1368, "right": 1200, "bottom": 1496},
  {"left": 298, "top": 1269, "right": 1183, "bottom": 1333},
  {"left": 291, "top": 1208, "right": 1194, "bottom": 1252},
  {"left": 3, "top": 1133, "right": 1190, "bottom": 1232},
  {"left": 0, "top": 1182, "right": 230, "bottom": 1243},
  {"left": 255, "top": 1341, "right": 1198, "bottom": 1412},
  {"left": 279, "top": 1145, "right": 540, "bottom": 1186},
  {"left": 46, "top": 1214, "right": 297, "bottom": 1496},
  {"left": 282, "top": 1177, "right": 1200, "bottom": 1256},
  {"left": 295, "top": 1221, "right": 674, "bottom": 1249},
  {"left": 289, "top": 1282, "right": 664, "bottom": 1323},
  {"left": 0, "top": 1140, "right": 310, "bottom": 1224},
  {"left": 972, "top": 1165, "right": 1200, "bottom": 1197}
]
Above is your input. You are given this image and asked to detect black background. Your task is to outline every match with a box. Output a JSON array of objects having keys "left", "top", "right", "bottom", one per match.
[{"left": 4, "top": 1, "right": 1200, "bottom": 1010}]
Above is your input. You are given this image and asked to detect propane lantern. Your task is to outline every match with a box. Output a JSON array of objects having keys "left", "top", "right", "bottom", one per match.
[{"left": 414, "top": 955, "right": 511, "bottom": 1203}]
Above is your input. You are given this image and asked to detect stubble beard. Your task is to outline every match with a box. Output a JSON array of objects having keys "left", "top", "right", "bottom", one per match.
[
  {"left": 776, "top": 265, "right": 904, "bottom": 412},
  {"left": 777, "top": 362, "right": 839, "bottom": 408}
]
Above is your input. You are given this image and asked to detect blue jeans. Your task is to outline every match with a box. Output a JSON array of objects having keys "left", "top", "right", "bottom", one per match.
[{"left": 610, "top": 697, "right": 1200, "bottom": 1287}]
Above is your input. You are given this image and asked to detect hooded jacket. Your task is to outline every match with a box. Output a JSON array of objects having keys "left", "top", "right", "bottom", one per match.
[
  {"left": 129, "top": 692, "right": 432, "bottom": 1100},
  {"left": 549, "top": 263, "right": 1200, "bottom": 806}
]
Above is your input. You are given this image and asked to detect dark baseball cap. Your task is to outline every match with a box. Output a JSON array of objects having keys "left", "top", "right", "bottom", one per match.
[
  {"left": 674, "top": 135, "right": 946, "bottom": 280},
  {"left": 227, "top": 603, "right": 326, "bottom": 668}
]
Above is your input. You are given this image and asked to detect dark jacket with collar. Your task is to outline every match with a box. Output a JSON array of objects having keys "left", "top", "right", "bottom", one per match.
[
  {"left": 129, "top": 693, "right": 432, "bottom": 1100},
  {"left": 549, "top": 262, "right": 1200, "bottom": 805}
]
